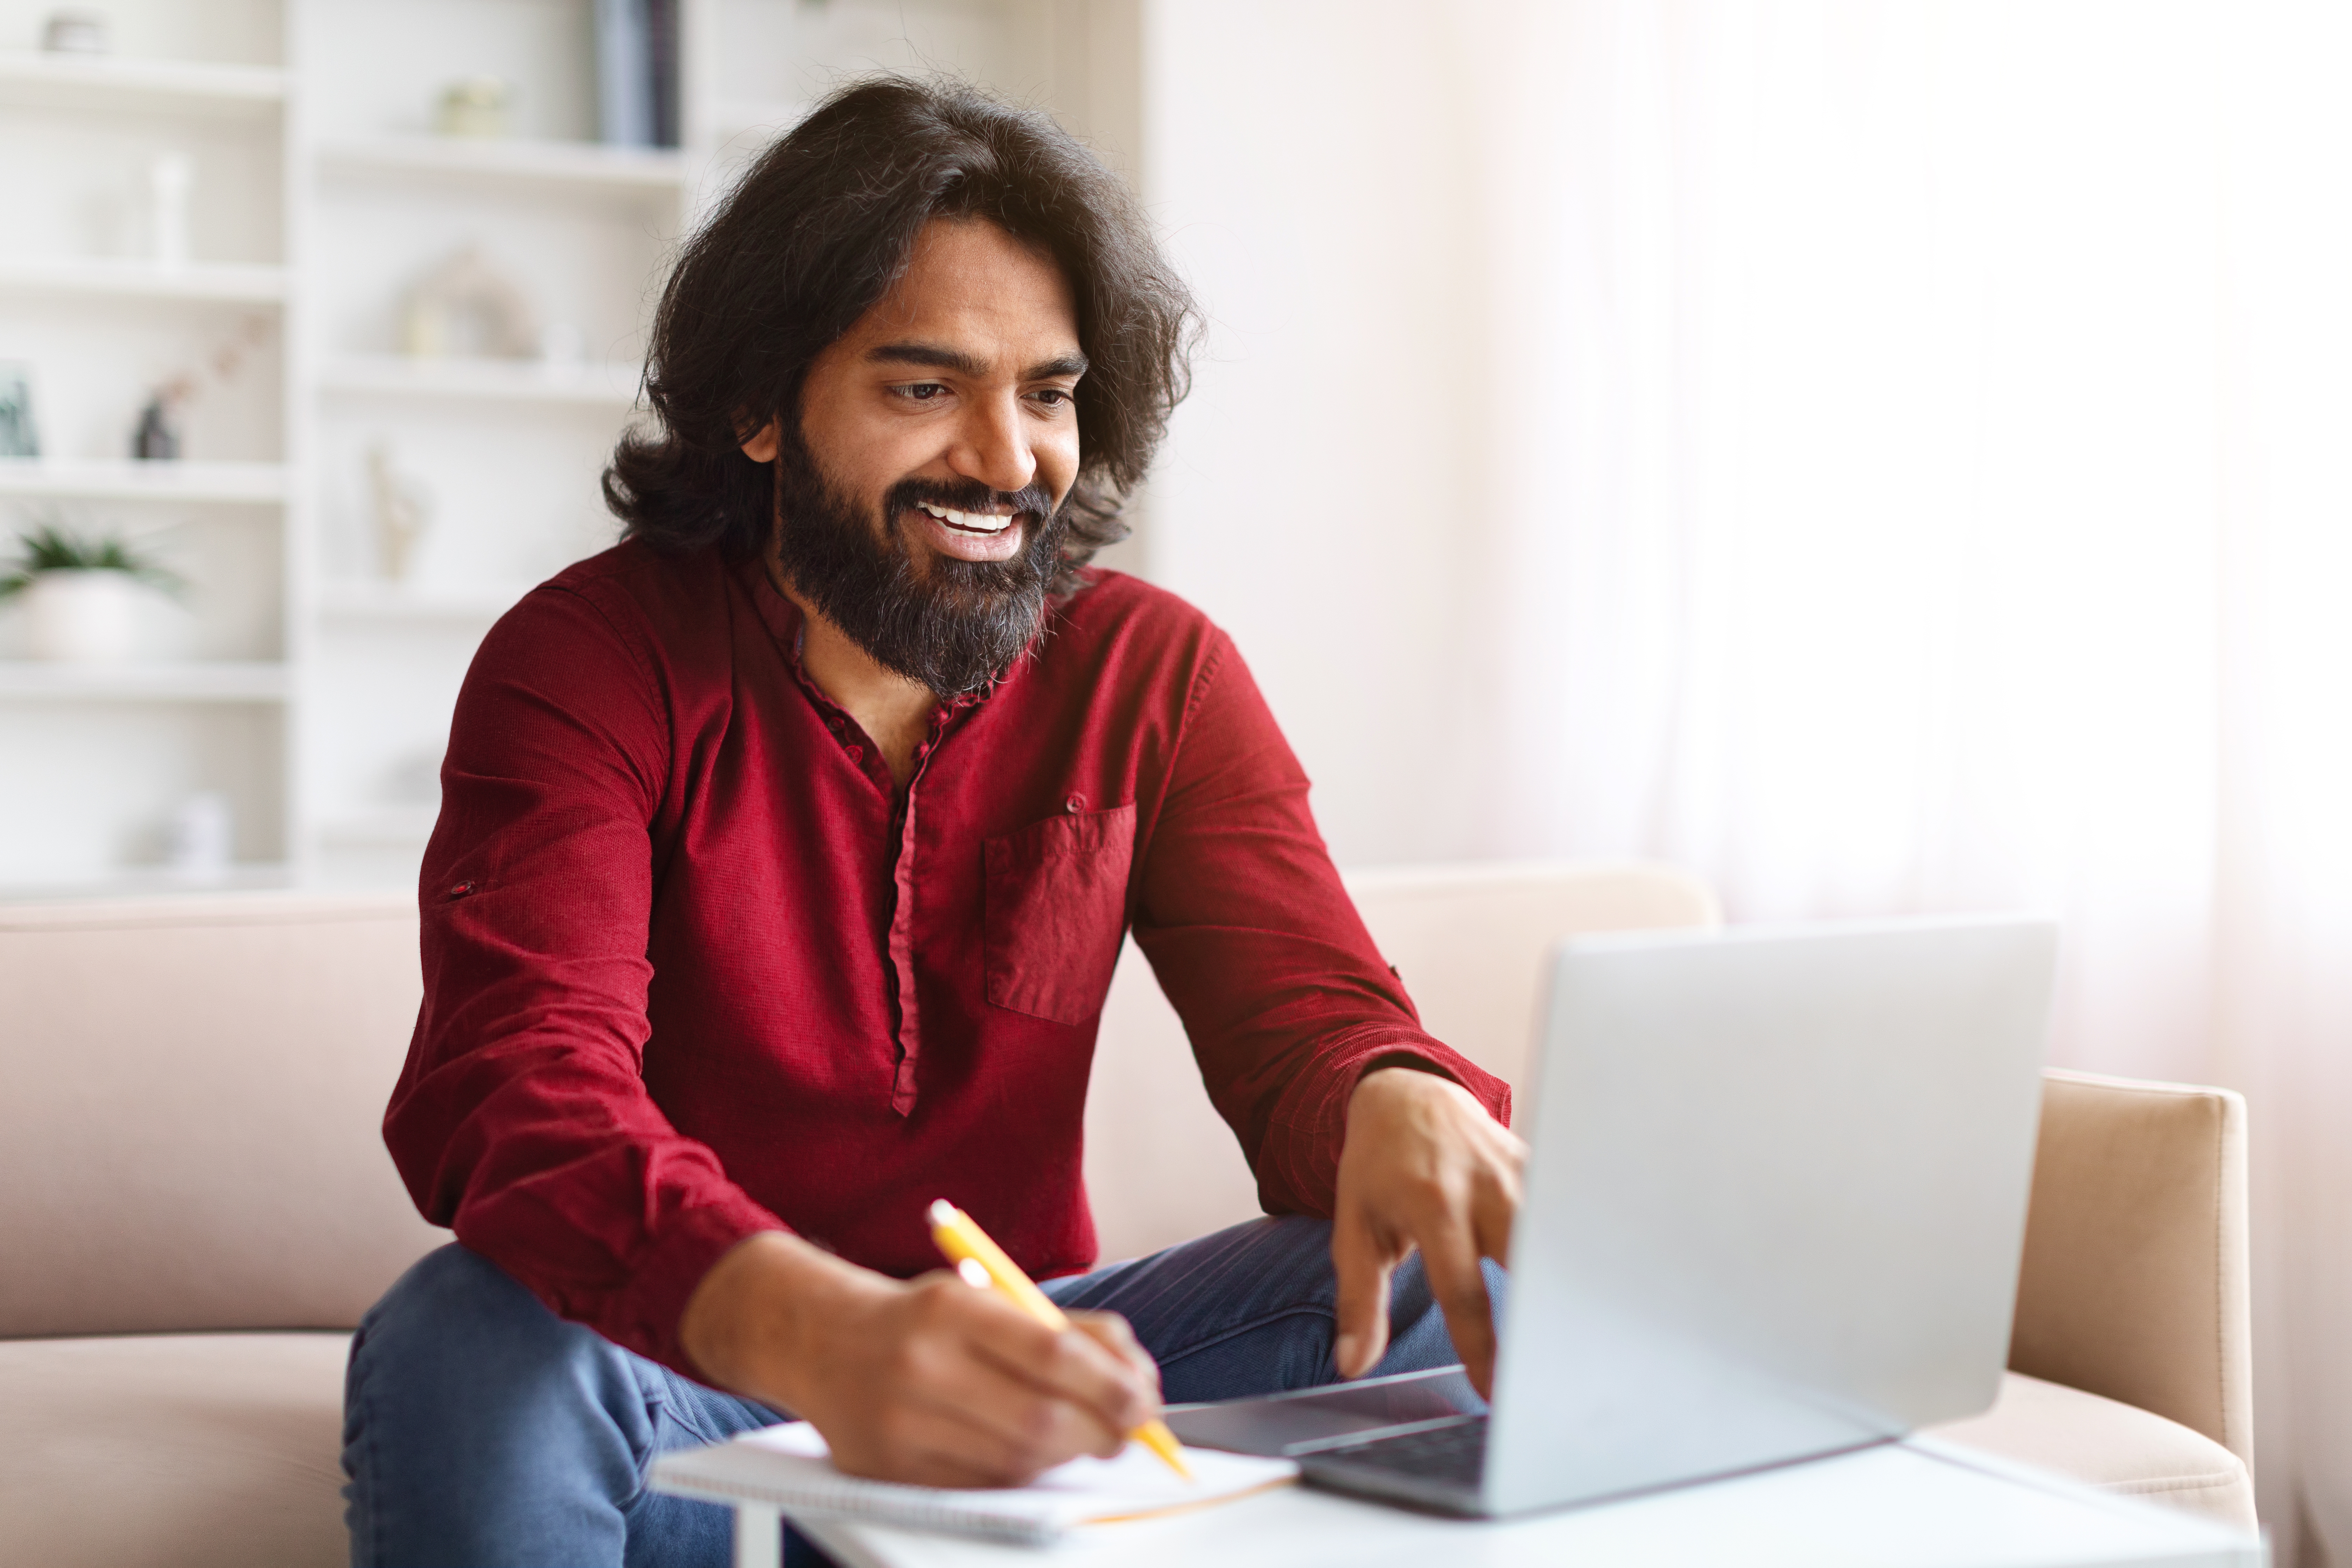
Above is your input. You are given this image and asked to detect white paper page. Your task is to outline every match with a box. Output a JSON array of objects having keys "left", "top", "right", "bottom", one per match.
[{"left": 737, "top": 1421, "right": 1296, "bottom": 1525}]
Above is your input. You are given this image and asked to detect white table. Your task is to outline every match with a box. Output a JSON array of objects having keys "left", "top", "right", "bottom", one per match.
[{"left": 652, "top": 1435, "right": 2264, "bottom": 1568}]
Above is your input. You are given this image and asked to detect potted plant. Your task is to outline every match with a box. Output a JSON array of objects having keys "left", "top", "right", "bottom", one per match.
[{"left": 0, "top": 524, "right": 184, "bottom": 662}]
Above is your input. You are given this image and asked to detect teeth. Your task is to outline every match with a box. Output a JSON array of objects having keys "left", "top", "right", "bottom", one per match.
[{"left": 917, "top": 501, "right": 1013, "bottom": 534}]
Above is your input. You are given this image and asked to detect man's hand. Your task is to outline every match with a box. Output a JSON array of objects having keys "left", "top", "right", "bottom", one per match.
[
  {"left": 1331, "top": 1066, "right": 1528, "bottom": 1398},
  {"left": 679, "top": 1231, "right": 1161, "bottom": 1487}
]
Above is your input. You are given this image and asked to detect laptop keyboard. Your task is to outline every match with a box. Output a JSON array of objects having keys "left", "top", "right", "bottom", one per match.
[{"left": 1319, "top": 1416, "right": 1489, "bottom": 1483}]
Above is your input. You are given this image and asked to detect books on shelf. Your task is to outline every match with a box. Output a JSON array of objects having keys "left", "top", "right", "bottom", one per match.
[{"left": 596, "top": 0, "right": 682, "bottom": 149}]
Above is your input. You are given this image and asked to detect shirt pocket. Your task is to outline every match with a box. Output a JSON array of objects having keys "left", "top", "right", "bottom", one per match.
[{"left": 983, "top": 801, "right": 1138, "bottom": 1026}]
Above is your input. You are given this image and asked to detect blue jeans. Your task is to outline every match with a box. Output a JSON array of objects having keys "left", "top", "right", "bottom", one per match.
[{"left": 342, "top": 1216, "right": 1500, "bottom": 1567}]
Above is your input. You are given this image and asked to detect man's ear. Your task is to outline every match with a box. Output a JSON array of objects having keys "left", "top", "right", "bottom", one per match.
[{"left": 738, "top": 418, "right": 780, "bottom": 464}]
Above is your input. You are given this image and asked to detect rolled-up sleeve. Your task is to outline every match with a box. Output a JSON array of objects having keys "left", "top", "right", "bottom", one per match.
[
  {"left": 384, "top": 584, "right": 782, "bottom": 1374},
  {"left": 1130, "top": 635, "right": 1511, "bottom": 1218}
]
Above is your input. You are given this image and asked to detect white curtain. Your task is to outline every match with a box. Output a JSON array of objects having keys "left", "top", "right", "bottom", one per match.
[{"left": 1446, "top": 1, "right": 2351, "bottom": 1553}]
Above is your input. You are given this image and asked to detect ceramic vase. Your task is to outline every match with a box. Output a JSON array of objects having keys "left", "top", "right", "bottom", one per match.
[{"left": 23, "top": 570, "right": 141, "bottom": 662}]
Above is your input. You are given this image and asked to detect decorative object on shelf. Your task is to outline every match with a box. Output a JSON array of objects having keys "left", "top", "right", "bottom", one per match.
[
  {"left": 367, "top": 444, "right": 432, "bottom": 582},
  {"left": 130, "top": 391, "right": 181, "bottom": 460},
  {"left": 164, "top": 790, "right": 233, "bottom": 877},
  {"left": 0, "top": 521, "right": 184, "bottom": 663},
  {"left": 0, "top": 364, "right": 38, "bottom": 458},
  {"left": 435, "top": 76, "right": 514, "bottom": 138},
  {"left": 400, "top": 246, "right": 538, "bottom": 359},
  {"left": 39, "top": 8, "right": 108, "bottom": 54},
  {"left": 127, "top": 315, "right": 272, "bottom": 462},
  {"left": 148, "top": 152, "right": 194, "bottom": 269}
]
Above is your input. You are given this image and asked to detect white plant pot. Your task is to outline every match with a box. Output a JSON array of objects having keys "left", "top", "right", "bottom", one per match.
[{"left": 22, "top": 570, "right": 143, "bottom": 662}]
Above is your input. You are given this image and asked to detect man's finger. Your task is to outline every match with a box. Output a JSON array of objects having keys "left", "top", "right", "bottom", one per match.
[
  {"left": 1329, "top": 1204, "right": 1396, "bottom": 1379},
  {"left": 923, "top": 1334, "right": 1132, "bottom": 1465},
  {"left": 964, "top": 1303, "right": 1155, "bottom": 1442},
  {"left": 1419, "top": 1228, "right": 1499, "bottom": 1399},
  {"left": 1068, "top": 1310, "right": 1162, "bottom": 1395}
]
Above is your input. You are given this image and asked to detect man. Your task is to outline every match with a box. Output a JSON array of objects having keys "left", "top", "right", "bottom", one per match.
[{"left": 346, "top": 77, "right": 1523, "bottom": 1566}]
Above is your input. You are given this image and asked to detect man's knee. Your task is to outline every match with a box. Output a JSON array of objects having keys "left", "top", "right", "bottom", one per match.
[
  {"left": 347, "top": 1243, "right": 643, "bottom": 1438},
  {"left": 360, "top": 1244, "right": 567, "bottom": 1363}
]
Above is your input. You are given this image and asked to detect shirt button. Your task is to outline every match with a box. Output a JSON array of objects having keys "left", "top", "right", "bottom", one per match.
[
  {"left": 827, "top": 716, "right": 845, "bottom": 732},
  {"left": 1065, "top": 793, "right": 1086, "bottom": 813},
  {"left": 846, "top": 745, "right": 863, "bottom": 762}
]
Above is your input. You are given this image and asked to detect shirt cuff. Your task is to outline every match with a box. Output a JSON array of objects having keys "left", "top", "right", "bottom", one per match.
[
  {"left": 573, "top": 1192, "right": 791, "bottom": 1378},
  {"left": 1253, "top": 1028, "right": 1513, "bottom": 1218}
]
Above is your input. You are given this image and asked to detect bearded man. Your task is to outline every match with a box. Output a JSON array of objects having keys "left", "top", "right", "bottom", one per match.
[{"left": 345, "top": 77, "right": 1524, "bottom": 1568}]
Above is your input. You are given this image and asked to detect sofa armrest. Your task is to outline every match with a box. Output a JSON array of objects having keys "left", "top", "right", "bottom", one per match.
[{"left": 2009, "top": 1068, "right": 2253, "bottom": 1473}]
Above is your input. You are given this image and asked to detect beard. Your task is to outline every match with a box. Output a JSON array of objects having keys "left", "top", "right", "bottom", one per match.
[{"left": 768, "top": 426, "right": 1069, "bottom": 696}]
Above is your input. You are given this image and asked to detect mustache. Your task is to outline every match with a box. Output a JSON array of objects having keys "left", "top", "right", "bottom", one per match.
[{"left": 884, "top": 475, "right": 1058, "bottom": 527}]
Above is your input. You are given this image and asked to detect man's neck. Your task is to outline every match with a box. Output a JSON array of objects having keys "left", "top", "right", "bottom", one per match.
[{"left": 768, "top": 564, "right": 936, "bottom": 790}]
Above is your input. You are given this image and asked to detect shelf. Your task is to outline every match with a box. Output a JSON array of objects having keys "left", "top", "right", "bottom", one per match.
[
  {"left": 0, "top": 862, "right": 297, "bottom": 902},
  {"left": 314, "top": 807, "right": 437, "bottom": 847},
  {"left": 0, "top": 255, "right": 287, "bottom": 304},
  {"left": 0, "top": 661, "right": 290, "bottom": 702},
  {"left": 0, "top": 458, "right": 287, "bottom": 504},
  {"left": 314, "top": 136, "right": 691, "bottom": 195},
  {"left": 0, "top": 50, "right": 286, "bottom": 116},
  {"left": 316, "top": 581, "right": 532, "bottom": 622},
  {"left": 317, "top": 354, "right": 642, "bottom": 409}
]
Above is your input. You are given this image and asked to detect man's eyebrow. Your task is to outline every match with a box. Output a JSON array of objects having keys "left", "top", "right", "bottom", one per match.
[
  {"left": 864, "top": 342, "right": 1089, "bottom": 381},
  {"left": 866, "top": 341, "right": 989, "bottom": 377}
]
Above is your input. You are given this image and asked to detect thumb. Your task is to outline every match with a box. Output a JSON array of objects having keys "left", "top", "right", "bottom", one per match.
[{"left": 1329, "top": 1205, "right": 1395, "bottom": 1380}]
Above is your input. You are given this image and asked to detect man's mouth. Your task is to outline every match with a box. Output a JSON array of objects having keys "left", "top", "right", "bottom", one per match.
[{"left": 914, "top": 500, "right": 1016, "bottom": 535}]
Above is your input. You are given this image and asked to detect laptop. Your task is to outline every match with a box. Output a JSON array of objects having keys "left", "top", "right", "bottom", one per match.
[{"left": 1164, "top": 916, "right": 2057, "bottom": 1517}]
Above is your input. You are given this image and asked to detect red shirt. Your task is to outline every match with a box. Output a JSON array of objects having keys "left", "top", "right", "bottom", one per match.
[{"left": 387, "top": 542, "right": 1510, "bottom": 1374}]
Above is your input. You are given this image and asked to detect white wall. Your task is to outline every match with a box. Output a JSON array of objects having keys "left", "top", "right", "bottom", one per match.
[{"left": 1138, "top": 0, "right": 1491, "bottom": 868}]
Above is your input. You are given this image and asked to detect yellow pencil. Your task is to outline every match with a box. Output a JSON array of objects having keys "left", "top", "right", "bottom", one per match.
[{"left": 927, "top": 1198, "right": 1193, "bottom": 1480}]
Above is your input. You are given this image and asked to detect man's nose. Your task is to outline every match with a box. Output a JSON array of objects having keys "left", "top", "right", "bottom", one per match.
[{"left": 948, "top": 394, "right": 1036, "bottom": 496}]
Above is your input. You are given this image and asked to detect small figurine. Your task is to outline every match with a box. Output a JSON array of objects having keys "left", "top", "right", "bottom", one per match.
[
  {"left": 149, "top": 152, "right": 193, "bottom": 269},
  {"left": 131, "top": 392, "right": 180, "bottom": 461},
  {"left": 368, "top": 444, "right": 432, "bottom": 582}
]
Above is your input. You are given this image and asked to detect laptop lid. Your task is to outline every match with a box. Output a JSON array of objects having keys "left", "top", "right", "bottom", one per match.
[{"left": 1481, "top": 917, "right": 2056, "bottom": 1514}]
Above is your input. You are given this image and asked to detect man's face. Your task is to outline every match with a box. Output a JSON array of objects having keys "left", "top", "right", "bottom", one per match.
[{"left": 745, "top": 217, "right": 1087, "bottom": 692}]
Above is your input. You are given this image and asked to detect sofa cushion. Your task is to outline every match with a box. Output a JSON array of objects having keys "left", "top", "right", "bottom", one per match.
[
  {"left": 0, "top": 893, "right": 446, "bottom": 1337},
  {"left": 0, "top": 1332, "right": 350, "bottom": 1568},
  {"left": 1925, "top": 1371, "right": 2256, "bottom": 1531}
]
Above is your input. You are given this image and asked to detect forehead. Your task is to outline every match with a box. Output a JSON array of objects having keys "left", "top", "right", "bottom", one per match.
[{"left": 840, "top": 217, "right": 1079, "bottom": 362}]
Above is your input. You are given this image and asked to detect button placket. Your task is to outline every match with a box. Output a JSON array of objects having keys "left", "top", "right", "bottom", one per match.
[{"left": 880, "top": 706, "right": 958, "bottom": 1117}]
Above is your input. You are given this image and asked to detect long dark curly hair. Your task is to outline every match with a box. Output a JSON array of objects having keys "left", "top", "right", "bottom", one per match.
[{"left": 604, "top": 75, "right": 1198, "bottom": 594}]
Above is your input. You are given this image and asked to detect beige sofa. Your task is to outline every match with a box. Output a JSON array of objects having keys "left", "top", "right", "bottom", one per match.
[{"left": 0, "top": 869, "right": 2254, "bottom": 1565}]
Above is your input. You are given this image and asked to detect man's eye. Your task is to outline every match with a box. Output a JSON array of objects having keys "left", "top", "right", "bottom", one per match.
[
  {"left": 892, "top": 383, "right": 949, "bottom": 402},
  {"left": 1030, "top": 388, "right": 1074, "bottom": 408}
]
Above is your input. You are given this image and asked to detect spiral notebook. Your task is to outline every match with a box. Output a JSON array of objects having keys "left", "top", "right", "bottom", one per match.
[{"left": 649, "top": 1421, "right": 1296, "bottom": 1546}]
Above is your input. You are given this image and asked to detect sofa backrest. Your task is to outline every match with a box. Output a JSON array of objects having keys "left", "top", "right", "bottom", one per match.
[
  {"left": 0, "top": 891, "right": 444, "bottom": 1338},
  {"left": 1083, "top": 861, "right": 1721, "bottom": 1261},
  {"left": 2008, "top": 1068, "right": 2254, "bottom": 1468},
  {"left": 0, "top": 861, "right": 1723, "bottom": 1335}
]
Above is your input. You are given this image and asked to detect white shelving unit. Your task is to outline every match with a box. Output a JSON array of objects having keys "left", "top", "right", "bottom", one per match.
[
  {"left": 0, "top": 46, "right": 287, "bottom": 109},
  {"left": 0, "top": 255, "right": 290, "bottom": 302},
  {"left": 315, "top": 134, "right": 692, "bottom": 192},
  {"left": 0, "top": 660, "right": 290, "bottom": 701},
  {"left": 0, "top": 0, "right": 1141, "bottom": 896},
  {"left": 0, "top": 458, "right": 289, "bottom": 503},
  {"left": 317, "top": 354, "right": 641, "bottom": 408}
]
